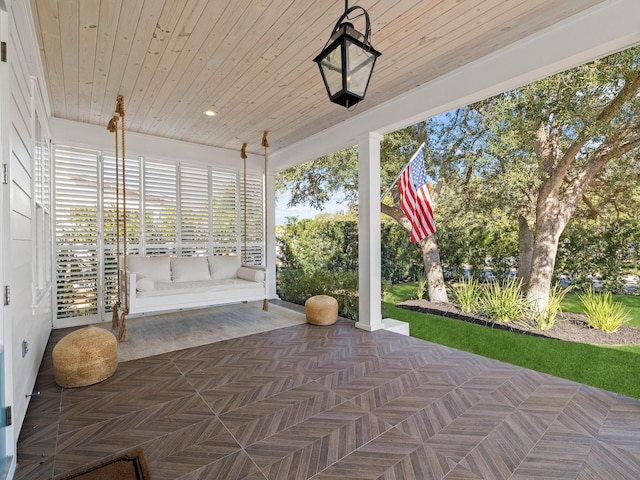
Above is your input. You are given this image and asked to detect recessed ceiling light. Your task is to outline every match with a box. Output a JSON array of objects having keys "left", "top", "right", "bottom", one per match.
[{"left": 203, "top": 109, "right": 216, "bottom": 117}]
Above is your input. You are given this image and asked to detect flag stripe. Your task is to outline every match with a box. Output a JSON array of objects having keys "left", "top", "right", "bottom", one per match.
[{"left": 397, "top": 147, "right": 435, "bottom": 243}]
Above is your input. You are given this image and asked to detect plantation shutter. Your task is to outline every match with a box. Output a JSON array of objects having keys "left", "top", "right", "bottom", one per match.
[
  {"left": 144, "top": 160, "right": 177, "bottom": 255},
  {"left": 211, "top": 170, "right": 239, "bottom": 255},
  {"left": 180, "top": 165, "right": 210, "bottom": 255},
  {"left": 54, "top": 146, "right": 265, "bottom": 323},
  {"left": 243, "top": 172, "right": 264, "bottom": 265},
  {"left": 54, "top": 147, "right": 100, "bottom": 319},
  {"left": 33, "top": 112, "right": 52, "bottom": 296},
  {"left": 103, "top": 155, "right": 141, "bottom": 309}
]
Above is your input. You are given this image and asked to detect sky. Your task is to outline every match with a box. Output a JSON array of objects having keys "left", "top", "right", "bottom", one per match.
[{"left": 275, "top": 191, "right": 347, "bottom": 225}]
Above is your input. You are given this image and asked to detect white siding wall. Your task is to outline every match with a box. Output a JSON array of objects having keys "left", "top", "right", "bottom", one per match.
[{"left": 4, "top": 0, "right": 53, "bottom": 455}]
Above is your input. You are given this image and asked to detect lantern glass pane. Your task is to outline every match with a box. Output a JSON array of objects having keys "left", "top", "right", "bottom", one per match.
[
  {"left": 346, "top": 41, "right": 376, "bottom": 97},
  {"left": 319, "top": 44, "right": 343, "bottom": 97}
]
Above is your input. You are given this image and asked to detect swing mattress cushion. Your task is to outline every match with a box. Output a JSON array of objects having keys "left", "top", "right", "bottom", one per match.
[{"left": 136, "top": 277, "right": 261, "bottom": 297}]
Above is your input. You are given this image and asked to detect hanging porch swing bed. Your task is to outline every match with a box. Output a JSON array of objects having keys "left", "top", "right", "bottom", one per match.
[
  {"left": 108, "top": 95, "right": 270, "bottom": 341},
  {"left": 125, "top": 254, "right": 266, "bottom": 316}
]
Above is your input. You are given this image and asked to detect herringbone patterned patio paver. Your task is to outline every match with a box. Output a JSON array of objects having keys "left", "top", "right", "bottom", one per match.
[{"left": 15, "top": 304, "right": 640, "bottom": 479}]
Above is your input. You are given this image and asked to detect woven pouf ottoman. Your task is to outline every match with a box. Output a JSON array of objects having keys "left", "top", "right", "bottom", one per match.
[
  {"left": 305, "top": 295, "right": 338, "bottom": 325},
  {"left": 52, "top": 326, "right": 118, "bottom": 388}
]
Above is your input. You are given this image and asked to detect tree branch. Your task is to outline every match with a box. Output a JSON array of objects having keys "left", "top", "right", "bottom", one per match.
[
  {"left": 553, "top": 70, "right": 640, "bottom": 190},
  {"left": 560, "top": 134, "right": 640, "bottom": 218},
  {"left": 432, "top": 177, "right": 445, "bottom": 202},
  {"left": 380, "top": 202, "right": 411, "bottom": 233},
  {"left": 581, "top": 194, "right": 598, "bottom": 219}
]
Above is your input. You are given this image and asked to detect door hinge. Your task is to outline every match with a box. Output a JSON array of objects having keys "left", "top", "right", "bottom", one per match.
[
  {"left": 2, "top": 164, "right": 7, "bottom": 184},
  {"left": 3, "top": 285, "right": 9, "bottom": 306},
  {"left": 3, "top": 406, "right": 11, "bottom": 427},
  {"left": 1, "top": 41, "right": 6, "bottom": 62}
]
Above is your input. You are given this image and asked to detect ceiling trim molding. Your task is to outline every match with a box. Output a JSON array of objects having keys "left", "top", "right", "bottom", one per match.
[{"left": 50, "top": 117, "right": 264, "bottom": 171}]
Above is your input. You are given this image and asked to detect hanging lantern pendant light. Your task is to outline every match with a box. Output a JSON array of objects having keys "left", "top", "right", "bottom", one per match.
[{"left": 314, "top": 1, "right": 381, "bottom": 108}]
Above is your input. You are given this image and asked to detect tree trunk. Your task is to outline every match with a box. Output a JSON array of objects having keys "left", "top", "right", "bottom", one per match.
[
  {"left": 419, "top": 234, "right": 449, "bottom": 302},
  {"left": 517, "top": 215, "right": 534, "bottom": 288},
  {"left": 525, "top": 190, "right": 570, "bottom": 313},
  {"left": 381, "top": 202, "right": 449, "bottom": 303}
]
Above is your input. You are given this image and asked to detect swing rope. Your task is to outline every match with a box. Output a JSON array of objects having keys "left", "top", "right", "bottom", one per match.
[
  {"left": 115, "top": 94, "right": 128, "bottom": 341},
  {"left": 107, "top": 116, "right": 120, "bottom": 329},
  {"left": 241, "top": 143, "right": 248, "bottom": 264},
  {"left": 261, "top": 131, "right": 269, "bottom": 312}
]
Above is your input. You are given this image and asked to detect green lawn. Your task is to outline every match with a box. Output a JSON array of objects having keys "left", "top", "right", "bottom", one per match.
[{"left": 385, "top": 283, "right": 640, "bottom": 399}]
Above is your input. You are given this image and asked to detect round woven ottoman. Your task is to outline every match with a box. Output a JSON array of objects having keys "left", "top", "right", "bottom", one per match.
[
  {"left": 305, "top": 295, "right": 338, "bottom": 325},
  {"left": 52, "top": 326, "right": 118, "bottom": 388}
]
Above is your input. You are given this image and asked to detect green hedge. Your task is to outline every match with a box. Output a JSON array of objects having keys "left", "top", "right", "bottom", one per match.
[
  {"left": 276, "top": 215, "right": 423, "bottom": 284},
  {"left": 277, "top": 268, "right": 360, "bottom": 320}
]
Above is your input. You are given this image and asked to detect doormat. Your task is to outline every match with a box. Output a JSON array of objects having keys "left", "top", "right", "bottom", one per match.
[{"left": 53, "top": 447, "right": 151, "bottom": 480}]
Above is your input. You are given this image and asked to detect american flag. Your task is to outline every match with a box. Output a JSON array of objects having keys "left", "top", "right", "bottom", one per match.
[{"left": 398, "top": 147, "right": 436, "bottom": 242}]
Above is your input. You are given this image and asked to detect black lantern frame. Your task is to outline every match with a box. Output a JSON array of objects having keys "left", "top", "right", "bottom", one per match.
[{"left": 313, "top": 3, "right": 381, "bottom": 108}]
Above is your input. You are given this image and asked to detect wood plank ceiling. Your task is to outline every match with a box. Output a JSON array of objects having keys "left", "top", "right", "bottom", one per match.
[{"left": 30, "top": 0, "right": 603, "bottom": 155}]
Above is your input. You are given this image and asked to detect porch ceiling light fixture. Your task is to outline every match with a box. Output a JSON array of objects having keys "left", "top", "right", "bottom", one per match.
[{"left": 313, "top": 0, "right": 381, "bottom": 108}]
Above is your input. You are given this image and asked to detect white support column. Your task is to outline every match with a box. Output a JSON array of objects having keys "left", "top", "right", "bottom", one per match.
[
  {"left": 355, "top": 132, "right": 384, "bottom": 332},
  {"left": 265, "top": 172, "right": 277, "bottom": 300}
]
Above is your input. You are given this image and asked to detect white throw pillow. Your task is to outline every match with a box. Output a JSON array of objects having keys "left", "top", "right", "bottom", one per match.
[
  {"left": 236, "top": 266, "right": 265, "bottom": 283},
  {"left": 209, "top": 255, "right": 241, "bottom": 280},
  {"left": 127, "top": 256, "right": 172, "bottom": 283},
  {"left": 171, "top": 256, "right": 211, "bottom": 282},
  {"left": 136, "top": 277, "right": 155, "bottom": 292}
]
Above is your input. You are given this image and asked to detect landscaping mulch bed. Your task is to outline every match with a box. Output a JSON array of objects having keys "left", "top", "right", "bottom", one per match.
[{"left": 398, "top": 299, "right": 640, "bottom": 346}]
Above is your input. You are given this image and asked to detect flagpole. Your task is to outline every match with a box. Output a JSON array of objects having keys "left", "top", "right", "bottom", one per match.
[{"left": 380, "top": 142, "right": 425, "bottom": 202}]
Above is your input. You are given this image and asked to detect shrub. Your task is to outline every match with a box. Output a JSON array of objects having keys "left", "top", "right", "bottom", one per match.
[
  {"left": 415, "top": 271, "right": 427, "bottom": 300},
  {"left": 577, "top": 289, "right": 630, "bottom": 333},
  {"left": 479, "top": 278, "right": 530, "bottom": 323},
  {"left": 450, "top": 276, "right": 481, "bottom": 314},
  {"left": 531, "top": 283, "right": 572, "bottom": 331},
  {"left": 277, "top": 216, "right": 424, "bottom": 286},
  {"left": 277, "top": 267, "right": 360, "bottom": 320}
]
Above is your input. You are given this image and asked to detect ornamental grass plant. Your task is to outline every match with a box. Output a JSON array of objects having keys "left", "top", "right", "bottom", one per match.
[
  {"left": 478, "top": 277, "right": 531, "bottom": 323},
  {"left": 449, "top": 276, "right": 481, "bottom": 314},
  {"left": 415, "top": 272, "right": 428, "bottom": 300},
  {"left": 529, "top": 283, "right": 572, "bottom": 331},
  {"left": 577, "top": 288, "right": 631, "bottom": 333}
]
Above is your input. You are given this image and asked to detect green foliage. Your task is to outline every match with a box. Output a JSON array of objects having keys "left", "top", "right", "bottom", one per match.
[
  {"left": 415, "top": 271, "right": 427, "bottom": 300},
  {"left": 478, "top": 278, "right": 530, "bottom": 323},
  {"left": 563, "top": 292, "right": 640, "bottom": 329},
  {"left": 577, "top": 289, "right": 631, "bottom": 333},
  {"left": 449, "top": 47, "right": 640, "bottom": 304},
  {"left": 435, "top": 196, "right": 518, "bottom": 281},
  {"left": 277, "top": 215, "right": 423, "bottom": 285},
  {"left": 530, "top": 283, "right": 572, "bottom": 331},
  {"left": 276, "top": 215, "right": 359, "bottom": 273},
  {"left": 275, "top": 126, "right": 423, "bottom": 213},
  {"left": 449, "top": 278, "right": 570, "bottom": 331},
  {"left": 557, "top": 216, "right": 640, "bottom": 294},
  {"left": 277, "top": 268, "right": 360, "bottom": 320},
  {"left": 276, "top": 214, "right": 417, "bottom": 320},
  {"left": 276, "top": 147, "right": 359, "bottom": 210},
  {"left": 449, "top": 276, "right": 481, "bottom": 313},
  {"left": 380, "top": 219, "right": 424, "bottom": 283}
]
